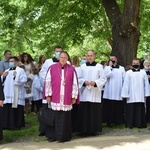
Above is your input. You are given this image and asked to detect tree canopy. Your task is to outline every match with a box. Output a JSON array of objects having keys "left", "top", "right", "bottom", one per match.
[{"left": 0, "top": 0, "right": 149, "bottom": 63}]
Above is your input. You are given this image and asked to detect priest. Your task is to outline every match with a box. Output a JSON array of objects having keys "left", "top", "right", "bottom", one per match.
[
  {"left": 44, "top": 51, "right": 79, "bottom": 142},
  {"left": 2, "top": 56, "right": 27, "bottom": 130},
  {"left": 121, "top": 58, "right": 150, "bottom": 128},
  {"left": 103, "top": 56, "right": 125, "bottom": 126},
  {"left": 77, "top": 50, "right": 106, "bottom": 136}
]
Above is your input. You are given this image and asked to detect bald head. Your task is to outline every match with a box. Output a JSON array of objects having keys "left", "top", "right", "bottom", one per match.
[{"left": 87, "top": 50, "right": 96, "bottom": 63}]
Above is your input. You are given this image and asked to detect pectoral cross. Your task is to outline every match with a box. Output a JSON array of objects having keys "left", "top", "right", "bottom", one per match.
[{"left": 62, "top": 80, "right": 66, "bottom": 86}]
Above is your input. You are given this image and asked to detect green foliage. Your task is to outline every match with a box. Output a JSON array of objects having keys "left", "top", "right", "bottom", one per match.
[
  {"left": 137, "top": 0, "right": 150, "bottom": 59},
  {"left": 0, "top": 0, "right": 149, "bottom": 61}
]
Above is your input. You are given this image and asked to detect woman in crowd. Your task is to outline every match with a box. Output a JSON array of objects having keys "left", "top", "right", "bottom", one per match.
[{"left": 36, "top": 55, "right": 46, "bottom": 71}]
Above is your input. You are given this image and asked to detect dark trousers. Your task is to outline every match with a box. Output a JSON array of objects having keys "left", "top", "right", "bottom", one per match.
[
  {"left": 0, "top": 107, "right": 3, "bottom": 140},
  {"left": 46, "top": 110, "right": 72, "bottom": 142},
  {"left": 3, "top": 104, "right": 25, "bottom": 129},
  {"left": 146, "top": 96, "right": 150, "bottom": 122},
  {"left": 31, "top": 99, "right": 42, "bottom": 112},
  {"left": 77, "top": 102, "right": 102, "bottom": 135},
  {"left": 125, "top": 103, "right": 146, "bottom": 128},
  {"left": 102, "top": 99, "right": 124, "bottom": 125},
  {"left": 39, "top": 103, "right": 48, "bottom": 133}
]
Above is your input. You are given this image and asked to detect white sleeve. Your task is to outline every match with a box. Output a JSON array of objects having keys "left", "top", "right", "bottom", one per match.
[
  {"left": 45, "top": 69, "right": 52, "bottom": 97},
  {"left": 72, "top": 72, "right": 79, "bottom": 99},
  {"left": 95, "top": 65, "right": 107, "bottom": 91},
  {"left": 39, "top": 60, "right": 49, "bottom": 80},
  {"left": 121, "top": 72, "right": 129, "bottom": 98}
]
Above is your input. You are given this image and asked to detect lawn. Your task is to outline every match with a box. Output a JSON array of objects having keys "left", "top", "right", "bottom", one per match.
[{"left": 1, "top": 107, "right": 149, "bottom": 144}]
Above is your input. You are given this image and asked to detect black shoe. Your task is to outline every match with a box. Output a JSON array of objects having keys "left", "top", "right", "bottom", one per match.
[{"left": 38, "top": 132, "right": 46, "bottom": 136}]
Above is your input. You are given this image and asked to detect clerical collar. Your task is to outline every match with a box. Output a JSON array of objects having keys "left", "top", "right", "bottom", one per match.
[
  {"left": 132, "top": 68, "right": 140, "bottom": 72},
  {"left": 9, "top": 67, "right": 16, "bottom": 70},
  {"left": 112, "top": 64, "right": 119, "bottom": 68},
  {"left": 86, "top": 61, "right": 97, "bottom": 66},
  {"left": 52, "top": 57, "right": 59, "bottom": 62}
]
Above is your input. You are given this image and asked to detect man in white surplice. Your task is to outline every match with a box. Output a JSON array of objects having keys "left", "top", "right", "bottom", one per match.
[
  {"left": 102, "top": 56, "right": 125, "bottom": 127},
  {"left": 77, "top": 50, "right": 106, "bottom": 136},
  {"left": 121, "top": 58, "right": 150, "bottom": 128},
  {"left": 2, "top": 56, "right": 27, "bottom": 129},
  {"left": 38, "top": 46, "right": 63, "bottom": 137}
]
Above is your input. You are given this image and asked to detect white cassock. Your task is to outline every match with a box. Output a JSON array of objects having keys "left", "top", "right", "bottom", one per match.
[
  {"left": 79, "top": 63, "right": 106, "bottom": 103},
  {"left": 3, "top": 66, "right": 27, "bottom": 107},
  {"left": 121, "top": 69, "right": 150, "bottom": 103},
  {"left": 103, "top": 65, "right": 125, "bottom": 100}
]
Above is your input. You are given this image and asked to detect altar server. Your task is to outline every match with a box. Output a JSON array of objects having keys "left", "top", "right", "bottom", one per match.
[
  {"left": 2, "top": 56, "right": 27, "bottom": 129},
  {"left": 121, "top": 58, "right": 150, "bottom": 128},
  {"left": 103, "top": 56, "right": 125, "bottom": 126},
  {"left": 77, "top": 50, "right": 106, "bottom": 136}
]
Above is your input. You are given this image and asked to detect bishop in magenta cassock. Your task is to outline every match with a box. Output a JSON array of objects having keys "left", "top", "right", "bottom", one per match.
[{"left": 44, "top": 51, "right": 79, "bottom": 142}]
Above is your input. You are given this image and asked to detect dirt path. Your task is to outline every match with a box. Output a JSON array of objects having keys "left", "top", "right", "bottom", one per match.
[{"left": 0, "top": 128, "right": 150, "bottom": 150}]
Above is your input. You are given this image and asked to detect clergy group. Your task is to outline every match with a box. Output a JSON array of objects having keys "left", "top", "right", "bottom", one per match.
[{"left": 0, "top": 47, "right": 150, "bottom": 142}]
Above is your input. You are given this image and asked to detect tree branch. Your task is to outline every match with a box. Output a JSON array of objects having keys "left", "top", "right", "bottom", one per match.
[{"left": 102, "top": 0, "right": 121, "bottom": 25}]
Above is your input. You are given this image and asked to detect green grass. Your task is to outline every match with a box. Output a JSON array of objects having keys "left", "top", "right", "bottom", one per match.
[{"left": 2, "top": 106, "right": 46, "bottom": 144}]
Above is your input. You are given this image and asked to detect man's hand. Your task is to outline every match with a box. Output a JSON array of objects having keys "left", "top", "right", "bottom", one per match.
[
  {"left": 72, "top": 98, "right": 76, "bottom": 104},
  {"left": 85, "top": 81, "right": 90, "bottom": 86},
  {"left": 90, "top": 81, "right": 95, "bottom": 86},
  {"left": 0, "top": 101, "right": 3, "bottom": 107},
  {"left": 46, "top": 96, "right": 51, "bottom": 103},
  {"left": 109, "top": 60, "right": 113, "bottom": 67}
]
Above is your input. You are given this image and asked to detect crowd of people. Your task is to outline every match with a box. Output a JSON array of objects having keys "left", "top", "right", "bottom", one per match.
[{"left": 0, "top": 46, "right": 150, "bottom": 143}]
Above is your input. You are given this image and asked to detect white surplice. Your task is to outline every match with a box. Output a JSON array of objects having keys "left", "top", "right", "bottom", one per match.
[
  {"left": 79, "top": 63, "right": 106, "bottom": 103},
  {"left": 103, "top": 65, "right": 125, "bottom": 101},
  {"left": 39, "top": 58, "right": 56, "bottom": 103},
  {"left": 121, "top": 69, "right": 150, "bottom": 103},
  {"left": 3, "top": 66, "right": 27, "bottom": 106}
]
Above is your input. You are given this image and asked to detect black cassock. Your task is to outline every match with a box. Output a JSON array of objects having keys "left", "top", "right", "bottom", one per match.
[{"left": 0, "top": 77, "right": 4, "bottom": 140}]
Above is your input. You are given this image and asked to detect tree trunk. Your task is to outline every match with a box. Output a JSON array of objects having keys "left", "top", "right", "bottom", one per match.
[{"left": 102, "top": 0, "right": 140, "bottom": 67}]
